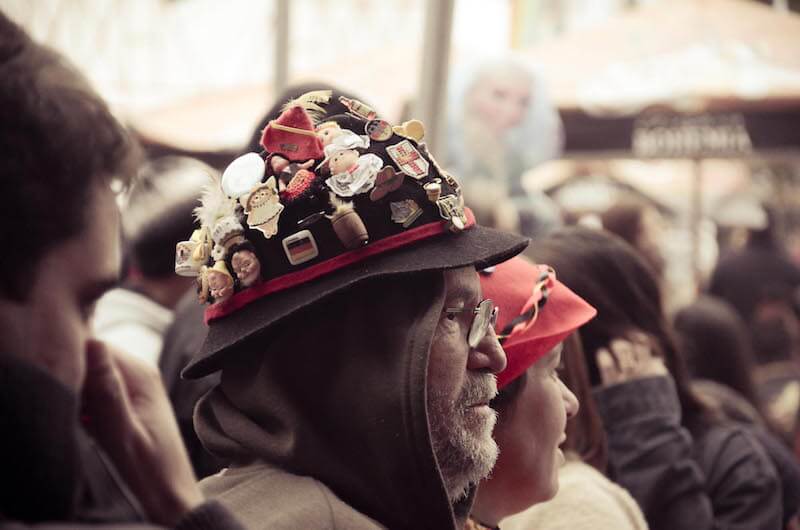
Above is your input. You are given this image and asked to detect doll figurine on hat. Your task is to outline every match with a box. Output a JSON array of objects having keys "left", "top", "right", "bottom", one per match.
[
  {"left": 320, "top": 129, "right": 384, "bottom": 198},
  {"left": 206, "top": 261, "right": 235, "bottom": 303},
  {"left": 261, "top": 105, "right": 324, "bottom": 199},
  {"left": 316, "top": 121, "right": 343, "bottom": 147},
  {"left": 230, "top": 243, "right": 261, "bottom": 288}
]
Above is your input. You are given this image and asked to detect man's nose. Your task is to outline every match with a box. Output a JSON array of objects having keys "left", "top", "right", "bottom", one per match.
[{"left": 467, "top": 326, "right": 507, "bottom": 374}]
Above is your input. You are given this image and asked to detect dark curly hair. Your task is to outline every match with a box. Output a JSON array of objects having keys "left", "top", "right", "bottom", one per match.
[
  {"left": 0, "top": 11, "right": 140, "bottom": 300},
  {"left": 528, "top": 227, "right": 715, "bottom": 435}
]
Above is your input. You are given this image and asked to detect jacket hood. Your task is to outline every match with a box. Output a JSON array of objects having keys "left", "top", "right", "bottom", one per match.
[{"left": 195, "top": 270, "right": 473, "bottom": 529}]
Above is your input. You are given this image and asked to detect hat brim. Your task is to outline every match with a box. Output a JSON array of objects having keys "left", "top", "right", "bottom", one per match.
[
  {"left": 182, "top": 225, "right": 528, "bottom": 379},
  {"left": 497, "top": 277, "right": 597, "bottom": 389}
]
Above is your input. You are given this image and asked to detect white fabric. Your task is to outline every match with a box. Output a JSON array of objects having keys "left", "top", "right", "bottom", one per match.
[
  {"left": 324, "top": 130, "right": 370, "bottom": 156},
  {"left": 92, "top": 288, "right": 174, "bottom": 366},
  {"left": 326, "top": 154, "right": 384, "bottom": 197},
  {"left": 501, "top": 459, "right": 649, "bottom": 530}
]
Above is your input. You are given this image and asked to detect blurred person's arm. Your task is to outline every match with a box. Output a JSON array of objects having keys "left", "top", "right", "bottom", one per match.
[
  {"left": 593, "top": 336, "right": 713, "bottom": 530},
  {"left": 79, "top": 340, "right": 243, "bottom": 530},
  {"left": 593, "top": 336, "right": 781, "bottom": 530}
]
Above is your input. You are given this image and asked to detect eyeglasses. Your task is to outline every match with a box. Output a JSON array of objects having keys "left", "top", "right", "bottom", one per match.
[{"left": 444, "top": 299, "right": 499, "bottom": 349}]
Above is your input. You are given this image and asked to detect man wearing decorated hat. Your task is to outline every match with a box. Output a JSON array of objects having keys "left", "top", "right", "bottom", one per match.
[{"left": 179, "top": 91, "right": 528, "bottom": 529}]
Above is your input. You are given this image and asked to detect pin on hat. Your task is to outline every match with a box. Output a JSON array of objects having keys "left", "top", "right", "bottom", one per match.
[{"left": 260, "top": 105, "right": 324, "bottom": 161}]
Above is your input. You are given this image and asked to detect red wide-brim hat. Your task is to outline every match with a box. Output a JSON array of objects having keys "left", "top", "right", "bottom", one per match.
[{"left": 480, "top": 255, "right": 597, "bottom": 389}]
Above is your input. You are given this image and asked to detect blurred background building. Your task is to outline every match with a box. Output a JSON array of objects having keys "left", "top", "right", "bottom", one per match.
[{"left": 4, "top": 0, "right": 800, "bottom": 311}]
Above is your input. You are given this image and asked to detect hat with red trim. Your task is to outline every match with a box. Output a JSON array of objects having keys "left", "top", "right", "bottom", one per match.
[
  {"left": 480, "top": 256, "right": 597, "bottom": 389},
  {"left": 177, "top": 90, "right": 529, "bottom": 379}
]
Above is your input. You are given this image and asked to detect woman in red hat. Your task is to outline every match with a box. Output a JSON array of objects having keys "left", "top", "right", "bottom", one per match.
[
  {"left": 527, "top": 227, "right": 782, "bottom": 530},
  {"left": 468, "top": 256, "right": 648, "bottom": 530}
]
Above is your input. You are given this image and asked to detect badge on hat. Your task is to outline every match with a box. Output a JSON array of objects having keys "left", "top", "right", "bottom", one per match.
[
  {"left": 260, "top": 106, "right": 324, "bottom": 161},
  {"left": 175, "top": 228, "right": 211, "bottom": 277},
  {"left": 390, "top": 199, "right": 423, "bottom": 228},
  {"left": 339, "top": 96, "right": 377, "bottom": 121},
  {"left": 365, "top": 119, "right": 393, "bottom": 142},
  {"left": 221, "top": 152, "right": 266, "bottom": 201},
  {"left": 437, "top": 194, "right": 468, "bottom": 232},
  {"left": 282, "top": 229, "right": 320, "bottom": 266},
  {"left": 245, "top": 177, "right": 284, "bottom": 238},
  {"left": 386, "top": 140, "right": 429, "bottom": 179},
  {"left": 328, "top": 194, "right": 369, "bottom": 249},
  {"left": 423, "top": 179, "right": 442, "bottom": 203},
  {"left": 393, "top": 119, "right": 425, "bottom": 142},
  {"left": 369, "top": 166, "right": 404, "bottom": 201}
]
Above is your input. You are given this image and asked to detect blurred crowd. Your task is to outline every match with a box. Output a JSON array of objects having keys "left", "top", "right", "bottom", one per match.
[{"left": 3, "top": 8, "right": 800, "bottom": 530}]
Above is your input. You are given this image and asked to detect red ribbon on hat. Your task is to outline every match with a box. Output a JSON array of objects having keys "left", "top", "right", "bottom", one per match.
[
  {"left": 204, "top": 209, "right": 476, "bottom": 323},
  {"left": 497, "top": 266, "right": 556, "bottom": 343}
]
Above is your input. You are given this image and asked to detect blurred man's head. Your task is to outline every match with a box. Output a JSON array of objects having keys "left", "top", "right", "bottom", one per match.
[
  {"left": 0, "top": 12, "right": 139, "bottom": 390},
  {"left": 119, "top": 156, "right": 211, "bottom": 308}
]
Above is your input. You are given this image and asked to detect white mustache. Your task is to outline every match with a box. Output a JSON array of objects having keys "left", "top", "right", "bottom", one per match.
[{"left": 458, "top": 374, "right": 498, "bottom": 407}]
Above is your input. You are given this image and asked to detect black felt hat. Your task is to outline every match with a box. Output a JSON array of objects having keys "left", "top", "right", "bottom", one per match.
[{"left": 179, "top": 91, "right": 529, "bottom": 379}]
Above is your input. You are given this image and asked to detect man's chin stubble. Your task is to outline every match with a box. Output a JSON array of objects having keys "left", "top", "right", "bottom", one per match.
[{"left": 432, "top": 404, "right": 500, "bottom": 502}]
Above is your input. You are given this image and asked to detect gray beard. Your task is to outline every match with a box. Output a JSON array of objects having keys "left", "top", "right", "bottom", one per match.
[{"left": 428, "top": 373, "right": 499, "bottom": 502}]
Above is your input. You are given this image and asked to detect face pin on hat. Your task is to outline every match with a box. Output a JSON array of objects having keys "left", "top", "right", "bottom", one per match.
[
  {"left": 245, "top": 177, "right": 284, "bottom": 238},
  {"left": 317, "top": 121, "right": 343, "bottom": 147},
  {"left": 206, "top": 261, "right": 235, "bottom": 303},
  {"left": 324, "top": 147, "right": 384, "bottom": 198},
  {"left": 231, "top": 248, "right": 261, "bottom": 288}
]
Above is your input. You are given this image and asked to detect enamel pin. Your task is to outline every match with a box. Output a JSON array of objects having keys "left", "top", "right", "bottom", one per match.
[{"left": 386, "top": 140, "right": 429, "bottom": 179}]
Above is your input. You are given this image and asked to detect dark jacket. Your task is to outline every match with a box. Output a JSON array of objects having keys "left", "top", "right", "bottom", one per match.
[
  {"left": 195, "top": 271, "right": 474, "bottom": 529},
  {"left": 594, "top": 376, "right": 782, "bottom": 530},
  {"left": 0, "top": 353, "right": 241, "bottom": 530},
  {"left": 159, "top": 290, "right": 223, "bottom": 479},
  {"left": 694, "top": 379, "right": 800, "bottom": 528}
]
